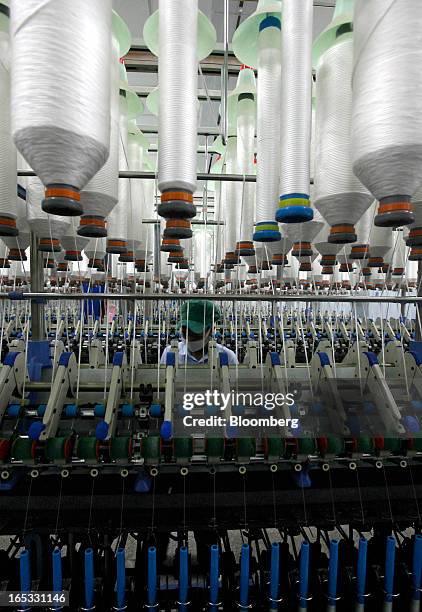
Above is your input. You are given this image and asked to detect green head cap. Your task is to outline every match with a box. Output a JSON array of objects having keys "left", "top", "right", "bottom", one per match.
[{"left": 179, "top": 300, "right": 221, "bottom": 334}]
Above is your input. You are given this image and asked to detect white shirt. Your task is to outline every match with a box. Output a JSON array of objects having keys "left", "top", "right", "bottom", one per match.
[{"left": 160, "top": 341, "right": 238, "bottom": 365}]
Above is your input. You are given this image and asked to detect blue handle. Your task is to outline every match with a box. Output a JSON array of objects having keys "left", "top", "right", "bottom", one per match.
[
  {"left": 384, "top": 536, "right": 396, "bottom": 603},
  {"left": 20, "top": 548, "right": 31, "bottom": 593},
  {"left": 357, "top": 537, "right": 368, "bottom": 604},
  {"left": 52, "top": 548, "right": 62, "bottom": 593},
  {"left": 148, "top": 546, "right": 157, "bottom": 607},
  {"left": 269, "top": 542, "right": 280, "bottom": 609},
  {"left": 299, "top": 540, "right": 310, "bottom": 609},
  {"left": 210, "top": 544, "right": 219, "bottom": 607},
  {"left": 116, "top": 547, "right": 126, "bottom": 610},
  {"left": 413, "top": 534, "right": 422, "bottom": 601},
  {"left": 328, "top": 539, "right": 339, "bottom": 604},
  {"left": 179, "top": 546, "right": 189, "bottom": 609},
  {"left": 240, "top": 543, "right": 250, "bottom": 608},
  {"left": 84, "top": 548, "right": 94, "bottom": 610}
]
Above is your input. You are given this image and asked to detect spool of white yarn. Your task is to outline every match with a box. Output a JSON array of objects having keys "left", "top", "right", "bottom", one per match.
[
  {"left": 314, "top": 34, "right": 373, "bottom": 243},
  {"left": 155, "top": 0, "right": 198, "bottom": 233},
  {"left": 79, "top": 34, "right": 120, "bottom": 238},
  {"left": 352, "top": 0, "right": 422, "bottom": 227},
  {"left": 282, "top": 210, "right": 324, "bottom": 257},
  {"left": 137, "top": 172, "right": 155, "bottom": 264},
  {"left": 3, "top": 212, "right": 30, "bottom": 260},
  {"left": 11, "top": 0, "right": 112, "bottom": 217},
  {"left": 314, "top": 225, "right": 342, "bottom": 260},
  {"left": 106, "top": 93, "right": 129, "bottom": 255},
  {"left": 278, "top": 0, "right": 313, "bottom": 225},
  {"left": 368, "top": 225, "right": 393, "bottom": 267},
  {"left": 61, "top": 220, "right": 89, "bottom": 261},
  {"left": 84, "top": 237, "right": 106, "bottom": 269},
  {"left": 223, "top": 136, "right": 242, "bottom": 260},
  {"left": 26, "top": 177, "right": 70, "bottom": 251},
  {"left": 350, "top": 201, "right": 375, "bottom": 260},
  {"left": 0, "top": 15, "right": 17, "bottom": 236},
  {"left": 193, "top": 229, "right": 212, "bottom": 279},
  {"left": 124, "top": 130, "right": 149, "bottom": 260},
  {"left": 253, "top": 18, "right": 281, "bottom": 242},
  {"left": 391, "top": 233, "right": 406, "bottom": 275}
]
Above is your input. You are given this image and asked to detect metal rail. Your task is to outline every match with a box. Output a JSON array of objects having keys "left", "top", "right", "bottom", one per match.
[{"left": 1, "top": 292, "right": 421, "bottom": 304}]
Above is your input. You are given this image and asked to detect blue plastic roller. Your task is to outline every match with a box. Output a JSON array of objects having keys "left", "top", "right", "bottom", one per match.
[
  {"left": 52, "top": 547, "right": 62, "bottom": 594},
  {"left": 84, "top": 548, "right": 94, "bottom": 610},
  {"left": 147, "top": 546, "right": 157, "bottom": 608},
  {"left": 20, "top": 548, "right": 31, "bottom": 594},
  {"left": 384, "top": 536, "right": 396, "bottom": 605},
  {"left": 210, "top": 544, "right": 219, "bottom": 608},
  {"left": 116, "top": 547, "right": 126, "bottom": 610},
  {"left": 240, "top": 543, "right": 250, "bottom": 609},
  {"left": 328, "top": 539, "right": 339, "bottom": 607},
  {"left": 356, "top": 537, "right": 368, "bottom": 606},
  {"left": 299, "top": 540, "right": 310, "bottom": 610},
  {"left": 412, "top": 535, "right": 422, "bottom": 604},
  {"left": 179, "top": 545, "right": 189, "bottom": 610},
  {"left": 269, "top": 542, "right": 280, "bottom": 610}
]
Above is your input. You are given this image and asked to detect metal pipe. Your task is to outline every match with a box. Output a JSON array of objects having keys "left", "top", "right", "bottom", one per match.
[
  {"left": 3, "top": 292, "right": 422, "bottom": 304},
  {"left": 29, "top": 231, "right": 44, "bottom": 340}
]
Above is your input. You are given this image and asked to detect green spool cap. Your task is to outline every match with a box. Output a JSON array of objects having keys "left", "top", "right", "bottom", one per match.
[
  {"left": 236, "top": 437, "right": 256, "bottom": 459},
  {"left": 266, "top": 438, "right": 285, "bottom": 459},
  {"left": 384, "top": 438, "right": 402, "bottom": 453},
  {"left": 110, "top": 436, "right": 131, "bottom": 461},
  {"left": 326, "top": 436, "right": 345, "bottom": 455},
  {"left": 298, "top": 437, "right": 316, "bottom": 455},
  {"left": 141, "top": 436, "right": 161, "bottom": 461},
  {"left": 356, "top": 437, "right": 374, "bottom": 453},
  {"left": 45, "top": 437, "right": 69, "bottom": 461},
  {"left": 12, "top": 437, "right": 34, "bottom": 461},
  {"left": 312, "top": 0, "right": 354, "bottom": 67},
  {"left": 206, "top": 437, "right": 225, "bottom": 459},
  {"left": 76, "top": 437, "right": 98, "bottom": 460},
  {"left": 174, "top": 437, "right": 193, "bottom": 460},
  {"left": 411, "top": 437, "right": 422, "bottom": 452}
]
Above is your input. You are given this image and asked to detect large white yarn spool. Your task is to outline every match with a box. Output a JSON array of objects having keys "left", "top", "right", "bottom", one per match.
[
  {"left": 11, "top": 0, "right": 112, "bottom": 216},
  {"left": 223, "top": 135, "right": 242, "bottom": 261},
  {"left": 193, "top": 229, "right": 212, "bottom": 280},
  {"left": 352, "top": 0, "right": 422, "bottom": 227},
  {"left": 253, "top": 18, "right": 281, "bottom": 242},
  {"left": 314, "top": 34, "right": 372, "bottom": 243},
  {"left": 278, "top": 0, "right": 313, "bottom": 225},
  {"left": 106, "top": 93, "right": 129, "bottom": 255},
  {"left": 368, "top": 225, "right": 392, "bottom": 267},
  {"left": 2, "top": 211, "right": 30, "bottom": 260},
  {"left": 137, "top": 171, "right": 155, "bottom": 264},
  {"left": 125, "top": 129, "right": 149, "bottom": 260},
  {"left": 26, "top": 177, "right": 70, "bottom": 251},
  {"left": 79, "top": 34, "right": 120, "bottom": 238},
  {"left": 236, "top": 68, "right": 256, "bottom": 253},
  {"left": 0, "top": 12, "right": 17, "bottom": 237},
  {"left": 314, "top": 225, "right": 342, "bottom": 259}
]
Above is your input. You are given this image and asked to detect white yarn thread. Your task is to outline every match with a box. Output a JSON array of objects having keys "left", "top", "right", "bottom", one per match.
[
  {"left": 139, "top": 178, "right": 154, "bottom": 259},
  {"left": 158, "top": 0, "right": 198, "bottom": 194},
  {"left": 237, "top": 95, "right": 256, "bottom": 243},
  {"left": 193, "top": 229, "right": 211, "bottom": 278},
  {"left": 255, "top": 23, "right": 281, "bottom": 224},
  {"left": 282, "top": 211, "right": 324, "bottom": 244},
  {"left": 222, "top": 136, "right": 241, "bottom": 253},
  {"left": 279, "top": 0, "right": 313, "bottom": 197},
  {"left": 352, "top": 0, "right": 422, "bottom": 200},
  {"left": 107, "top": 97, "right": 129, "bottom": 244},
  {"left": 84, "top": 238, "right": 106, "bottom": 261},
  {"left": 26, "top": 176, "right": 70, "bottom": 239},
  {"left": 354, "top": 201, "right": 375, "bottom": 248},
  {"left": 127, "top": 132, "right": 146, "bottom": 249},
  {"left": 11, "top": 0, "right": 112, "bottom": 190},
  {"left": 0, "top": 27, "right": 16, "bottom": 220},
  {"left": 314, "top": 36, "right": 372, "bottom": 226},
  {"left": 81, "top": 34, "right": 120, "bottom": 219},
  {"left": 61, "top": 221, "right": 89, "bottom": 253}
]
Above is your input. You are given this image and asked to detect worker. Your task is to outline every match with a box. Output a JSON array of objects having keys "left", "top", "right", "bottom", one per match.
[{"left": 160, "top": 299, "right": 238, "bottom": 365}]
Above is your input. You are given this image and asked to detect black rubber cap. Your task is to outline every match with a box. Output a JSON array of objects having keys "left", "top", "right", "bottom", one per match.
[
  {"left": 160, "top": 244, "right": 183, "bottom": 253},
  {"left": 164, "top": 227, "right": 193, "bottom": 239},
  {"left": 8, "top": 255, "right": 26, "bottom": 262},
  {"left": 77, "top": 224, "right": 107, "bottom": 238},
  {"left": 406, "top": 234, "right": 422, "bottom": 247},
  {"left": 292, "top": 249, "right": 312, "bottom": 257},
  {"left": 0, "top": 224, "right": 18, "bottom": 237},
  {"left": 168, "top": 255, "right": 183, "bottom": 263},
  {"left": 42, "top": 196, "right": 82, "bottom": 217},
  {"left": 119, "top": 254, "right": 135, "bottom": 262},
  {"left": 237, "top": 248, "right": 255, "bottom": 256},
  {"left": 64, "top": 253, "right": 82, "bottom": 262},
  {"left": 375, "top": 210, "right": 414, "bottom": 228},
  {"left": 107, "top": 246, "right": 127, "bottom": 254},
  {"left": 409, "top": 252, "right": 422, "bottom": 261},
  {"left": 352, "top": 253, "right": 368, "bottom": 260},
  {"left": 328, "top": 231, "right": 357, "bottom": 244},
  {"left": 38, "top": 243, "right": 61, "bottom": 253},
  {"left": 158, "top": 200, "right": 196, "bottom": 219}
]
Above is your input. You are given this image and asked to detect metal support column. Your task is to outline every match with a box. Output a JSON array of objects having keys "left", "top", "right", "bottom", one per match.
[{"left": 29, "top": 231, "right": 44, "bottom": 340}]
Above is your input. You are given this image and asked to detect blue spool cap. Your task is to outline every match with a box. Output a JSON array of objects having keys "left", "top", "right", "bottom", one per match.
[
  {"left": 232, "top": 404, "right": 245, "bottom": 416},
  {"left": 28, "top": 421, "right": 45, "bottom": 441},
  {"left": 65, "top": 404, "right": 78, "bottom": 418},
  {"left": 121, "top": 404, "right": 134, "bottom": 418},
  {"left": 259, "top": 15, "right": 281, "bottom": 31},
  {"left": 328, "top": 539, "right": 339, "bottom": 603},
  {"left": 148, "top": 546, "right": 157, "bottom": 607},
  {"left": 160, "top": 420, "right": 172, "bottom": 440},
  {"left": 52, "top": 547, "right": 63, "bottom": 593},
  {"left": 84, "top": 548, "right": 95, "bottom": 610},
  {"left": 7, "top": 404, "right": 21, "bottom": 418},
  {"left": 116, "top": 547, "right": 126, "bottom": 610},
  {"left": 269, "top": 542, "right": 280, "bottom": 608},
  {"left": 95, "top": 420, "right": 109, "bottom": 441},
  {"left": 299, "top": 541, "right": 310, "bottom": 608},
  {"left": 205, "top": 404, "right": 219, "bottom": 417},
  {"left": 94, "top": 403, "right": 106, "bottom": 417},
  {"left": 37, "top": 404, "right": 47, "bottom": 417},
  {"left": 210, "top": 545, "right": 219, "bottom": 607},
  {"left": 20, "top": 549, "right": 31, "bottom": 593},
  {"left": 276, "top": 205, "right": 313, "bottom": 224},
  {"left": 149, "top": 404, "right": 162, "bottom": 418},
  {"left": 253, "top": 229, "right": 281, "bottom": 242},
  {"left": 402, "top": 415, "right": 420, "bottom": 433},
  {"left": 240, "top": 543, "right": 250, "bottom": 608}
]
